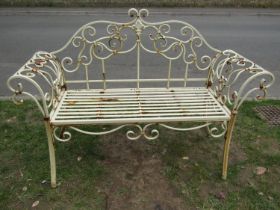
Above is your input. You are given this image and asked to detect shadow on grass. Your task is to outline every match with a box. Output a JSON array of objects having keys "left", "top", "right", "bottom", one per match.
[{"left": 0, "top": 100, "right": 280, "bottom": 209}]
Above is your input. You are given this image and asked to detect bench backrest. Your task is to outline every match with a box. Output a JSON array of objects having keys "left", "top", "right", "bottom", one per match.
[{"left": 52, "top": 8, "right": 221, "bottom": 89}]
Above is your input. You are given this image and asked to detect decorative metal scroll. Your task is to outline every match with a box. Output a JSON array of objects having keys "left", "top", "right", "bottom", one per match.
[
  {"left": 51, "top": 8, "right": 221, "bottom": 75},
  {"left": 208, "top": 49, "right": 275, "bottom": 111},
  {"left": 7, "top": 51, "right": 65, "bottom": 117},
  {"left": 53, "top": 122, "right": 226, "bottom": 142}
]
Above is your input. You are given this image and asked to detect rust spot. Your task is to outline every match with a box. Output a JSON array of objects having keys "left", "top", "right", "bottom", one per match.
[
  {"left": 207, "top": 80, "right": 213, "bottom": 88},
  {"left": 59, "top": 127, "right": 66, "bottom": 139},
  {"left": 34, "top": 59, "right": 45, "bottom": 65},
  {"left": 99, "top": 90, "right": 105, "bottom": 94},
  {"left": 43, "top": 54, "right": 52, "bottom": 60},
  {"left": 61, "top": 84, "right": 67, "bottom": 90},
  {"left": 170, "top": 90, "right": 175, "bottom": 92},
  {"left": 43, "top": 117, "right": 50, "bottom": 121},
  {"left": 66, "top": 101, "right": 77, "bottom": 105},
  {"left": 238, "top": 58, "right": 245, "bottom": 64},
  {"left": 32, "top": 67, "right": 39, "bottom": 72},
  {"left": 102, "top": 72, "right": 106, "bottom": 80},
  {"left": 99, "top": 98, "right": 119, "bottom": 102},
  {"left": 96, "top": 110, "right": 102, "bottom": 119}
]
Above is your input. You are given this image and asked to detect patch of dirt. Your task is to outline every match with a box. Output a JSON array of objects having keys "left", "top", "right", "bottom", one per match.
[
  {"left": 253, "top": 137, "right": 280, "bottom": 156},
  {"left": 97, "top": 133, "right": 187, "bottom": 210},
  {"left": 236, "top": 165, "right": 255, "bottom": 187},
  {"left": 198, "top": 181, "right": 230, "bottom": 201}
]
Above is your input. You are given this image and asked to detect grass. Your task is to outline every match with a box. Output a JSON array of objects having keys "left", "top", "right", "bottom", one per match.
[
  {"left": 0, "top": 0, "right": 280, "bottom": 8},
  {"left": 0, "top": 99, "right": 280, "bottom": 209}
]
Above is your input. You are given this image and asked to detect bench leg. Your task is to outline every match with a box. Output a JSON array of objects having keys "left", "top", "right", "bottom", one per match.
[
  {"left": 222, "top": 111, "right": 237, "bottom": 180},
  {"left": 44, "top": 120, "right": 57, "bottom": 188}
]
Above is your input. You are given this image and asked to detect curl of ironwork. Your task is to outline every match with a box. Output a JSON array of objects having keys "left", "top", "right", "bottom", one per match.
[
  {"left": 207, "top": 122, "right": 227, "bottom": 138},
  {"left": 51, "top": 122, "right": 229, "bottom": 142},
  {"left": 52, "top": 124, "right": 159, "bottom": 141},
  {"left": 6, "top": 51, "right": 64, "bottom": 117},
  {"left": 52, "top": 8, "right": 221, "bottom": 73},
  {"left": 209, "top": 49, "right": 275, "bottom": 110},
  {"left": 53, "top": 127, "right": 72, "bottom": 142}
]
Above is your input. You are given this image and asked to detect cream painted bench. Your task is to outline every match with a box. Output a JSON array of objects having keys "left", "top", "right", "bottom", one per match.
[{"left": 7, "top": 8, "right": 274, "bottom": 188}]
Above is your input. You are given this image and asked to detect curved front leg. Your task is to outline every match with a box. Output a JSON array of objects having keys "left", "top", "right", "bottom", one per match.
[
  {"left": 222, "top": 110, "right": 237, "bottom": 180},
  {"left": 44, "top": 118, "right": 56, "bottom": 188}
]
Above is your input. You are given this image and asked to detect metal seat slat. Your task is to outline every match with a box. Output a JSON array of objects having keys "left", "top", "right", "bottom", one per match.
[{"left": 51, "top": 88, "right": 230, "bottom": 125}]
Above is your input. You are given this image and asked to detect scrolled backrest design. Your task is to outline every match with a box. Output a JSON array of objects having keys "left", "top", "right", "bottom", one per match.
[{"left": 51, "top": 8, "right": 221, "bottom": 87}]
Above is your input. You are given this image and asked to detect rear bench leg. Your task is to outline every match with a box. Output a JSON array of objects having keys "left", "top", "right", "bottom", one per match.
[
  {"left": 222, "top": 110, "right": 237, "bottom": 180},
  {"left": 44, "top": 118, "right": 57, "bottom": 188}
]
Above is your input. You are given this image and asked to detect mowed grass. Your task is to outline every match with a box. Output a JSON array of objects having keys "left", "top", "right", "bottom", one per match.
[{"left": 0, "top": 100, "right": 280, "bottom": 209}]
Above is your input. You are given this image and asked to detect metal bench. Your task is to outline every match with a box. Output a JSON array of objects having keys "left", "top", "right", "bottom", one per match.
[{"left": 7, "top": 8, "right": 275, "bottom": 188}]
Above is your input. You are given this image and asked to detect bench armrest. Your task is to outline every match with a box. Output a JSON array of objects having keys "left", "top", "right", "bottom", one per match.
[
  {"left": 208, "top": 49, "right": 275, "bottom": 111},
  {"left": 7, "top": 51, "right": 66, "bottom": 118}
]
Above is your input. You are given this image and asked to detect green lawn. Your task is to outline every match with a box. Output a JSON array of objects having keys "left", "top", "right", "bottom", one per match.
[{"left": 0, "top": 100, "right": 280, "bottom": 209}]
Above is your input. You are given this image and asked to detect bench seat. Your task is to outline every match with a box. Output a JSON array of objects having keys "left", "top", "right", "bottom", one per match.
[{"left": 51, "top": 87, "right": 231, "bottom": 125}]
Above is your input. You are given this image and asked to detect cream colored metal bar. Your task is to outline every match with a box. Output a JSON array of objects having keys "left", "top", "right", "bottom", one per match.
[
  {"left": 64, "top": 94, "right": 211, "bottom": 99},
  {"left": 101, "top": 59, "right": 106, "bottom": 89},
  {"left": 52, "top": 116, "right": 229, "bottom": 125},
  {"left": 159, "top": 122, "right": 211, "bottom": 131},
  {"left": 44, "top": 120, "right": 56, "bottom": 188},
  {"left": 84, "top": 65, "right": 90, "bottom": 89},
  {"left": 66, "top": 87, "right": 207, "bottom": 92},
  {"left": 65, "top": 78, "right": 207, "bottom": 84},
  {"left": 59, "top": 105, "right": 220, "bottom": 111},
  {"left": 167, "top": 60, "right": 172, "bottom": 88},
  {"left": 62, "top": 97, "right": 214, "bottom": 102},
  {"left": 137, "top": 40, "right": 140, "bottom": 88},
  {"left": 57, "top": 109, "right": 224, "bottom": 115},
  {"left": 60, "top": 101, "right": 217, "bottom": 106},
  {"left": 65, "top": 89, "right": 209, "bottom": 95},
  {"left": 184, "top": 63, "right": 189, "bottom": 87},
  {"left": 60, "top": 100, "right": 216, "bottom": 106}
]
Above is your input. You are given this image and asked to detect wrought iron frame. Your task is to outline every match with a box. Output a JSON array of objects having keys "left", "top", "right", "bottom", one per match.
[{"left": 7, "top": 8, "right": 275, "bottom": 188}]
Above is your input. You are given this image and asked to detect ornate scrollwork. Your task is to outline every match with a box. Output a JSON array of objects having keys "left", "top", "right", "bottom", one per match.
[
  {"left": 53, "top": 127, "right": 72, "bottom": 142},
  {"left": 207, "top": 122, "right": 227, "bottom": 138},
  {"left": 7, "top": 51, "right": 64, "bottom": 117},
  {"left": 209, "top": 49, "right": 275, "bottom": 110},
  {"left": 126, "top": 124, "right": 159, "bottom": 140},
  {"left": 52, "top": 122, "right": 230, "bottom": 142},
  {"left": 52, "top": 8, "right": 221, "bottom": 76},
  {"left": 52, "top": 124, "right": 159, "bottom": 142}
]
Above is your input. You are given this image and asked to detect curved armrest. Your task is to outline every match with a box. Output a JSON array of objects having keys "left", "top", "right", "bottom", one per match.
[
  {"left": 208, "top": 49, "right": 275, "bottom": 111},
  {"left": 7, "top": 51, "right": 66, "bottom": 118}
]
